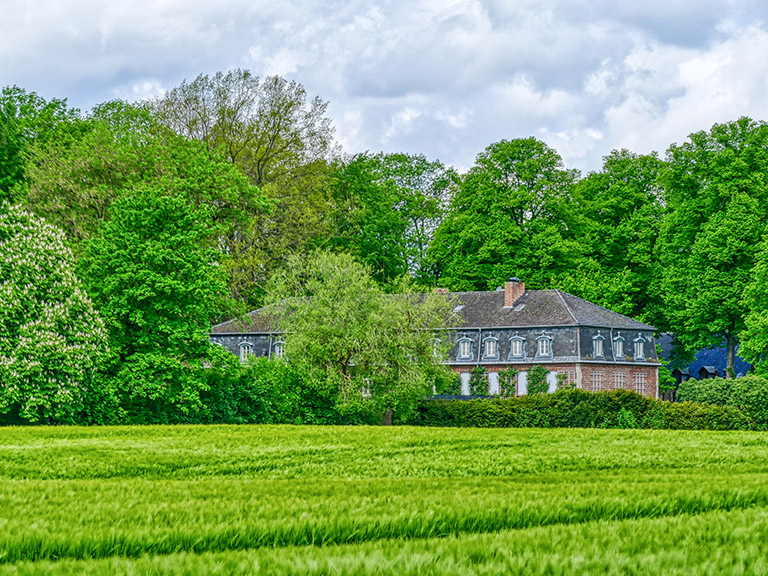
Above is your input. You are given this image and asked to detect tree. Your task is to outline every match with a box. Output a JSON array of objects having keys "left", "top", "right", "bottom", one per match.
[
  {"left": 560, "top": 150, "right": 665, "bottom": 324},
  {"left": 427, "top": 137, "right": 580, "bottom": 291},
  {"left": 0, "top": 203, "right": 109, "bottom": 423},
  {"left": 740, "top": 240, "right": 768, "bottom": 374},
  {"left": 153, "top": 70, "right": 338, "bottom": 304},
  {"left": 25, "top": 100, "right": 266, "bottom": 250},
  {"left": 659, "top": 117, "right": 768, "bottom": 377},
  {"left": 79, "top": 190, "right": 236, "bottom": 422},
  {"left": 330, "top": 152, "right": 456, "bottom": 284},
  {"left": 0, "top": 86, "right": 79, "bottom": 201},
  {"left": 265, "top": 251, "right": 456, "bottom": 423}
]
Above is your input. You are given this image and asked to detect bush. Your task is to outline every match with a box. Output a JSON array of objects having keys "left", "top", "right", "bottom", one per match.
[
  {"left": 676, "top": 375, "right": 768, "bottom": 430},
  {"left": 406, "top": 389, "right": 755, "bottom": 431}
]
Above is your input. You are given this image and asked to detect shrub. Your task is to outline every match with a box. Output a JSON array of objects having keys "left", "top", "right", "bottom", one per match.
[{"left": 527, "top": 365, "right": 549, "bottom": 395}]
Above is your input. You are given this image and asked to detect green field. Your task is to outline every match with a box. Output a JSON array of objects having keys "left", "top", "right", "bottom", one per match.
[{"left": 2, "top": 426, "right": 768, "bottom": 574}]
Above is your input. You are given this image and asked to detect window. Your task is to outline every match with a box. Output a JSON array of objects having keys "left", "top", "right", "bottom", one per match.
[
  {"left": 273, "top": 341, "right": 284, "bottom": 359},
  {"left": 634, "top": 372, "right": 647, "bottom": 395},
  {"left": 614, "top": 337, "right": 624, "bottom": 358},
  {"left": 590, "top": 371, "right": 604, "bottom": 391},
  {"left": 634, "top": 336, "right": 645, "bottom": 360},
  {"left": 458, "top": 338, "right": 472, "bottom": 360},
  {"left": 239, "top": 342, "right": 252, "bottom": 363},
  {"left": 613, "top": 371, "right": 626, "bottom": 390},
  {"left": 362, "top": 378, "right": 372, "bottom": 398},
  {"left": 593, "top": 333, "right": 605, "bottom": 358},
  {"left": 483, "top": 337, "right": 499, "bottom": 359},
  {"left": 510, "top": 337, "right": 525, "bottom": 358},
  {"left": 560, "top": 370, "right": 575, "bottom": 388},
  {"left": 537, "top": 336, "right": 552, "bottom": 357}
]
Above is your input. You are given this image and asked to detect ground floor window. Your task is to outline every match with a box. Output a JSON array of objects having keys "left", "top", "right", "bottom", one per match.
[
  {"left": 613, "top": 371, "right": 627, "bottom": 390},
  {"left": 589, "top": 371, "right": 604, "bottom": 392},
  {"left": 634, "top": 372, "right": 647, "bottom": 395}
]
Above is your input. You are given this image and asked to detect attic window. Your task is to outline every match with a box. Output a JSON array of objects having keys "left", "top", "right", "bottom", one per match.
[
  {"left": 614, "top": 335, "right": 625, "bottom": 358},
  {"left": 536, "top": 335, "right": 552, "bottom": 358},
  {"left": 514, "top": 304, "right": 525, "bottom": 312},
  {"left": 239, "top": 342, "right": 253, "bottom": 363},
  {"left": 457, "top": 337, "right": 473, "bottom": 360},
  {"left": 593, "top": 332, "right": 605, "bottom": 358},
  {"left": 483, "top": 337, "right": 499, "bottom": 360},
  {"left": 453, "top": 304, "right": 465, "bottom": 313},
  {"left": 509, "top": 336, "right": 525, "bottom": 359},
  {"left": 273, "top": 340, "right": 285, "bottom": 359},
  {"left": 634, "top": 335, "right": 646, "bottom": 360}
]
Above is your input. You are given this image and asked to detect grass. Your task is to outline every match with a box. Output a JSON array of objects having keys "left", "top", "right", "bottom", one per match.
[{"left": 1, "top": 425, "right": 768, "bottom": 573}]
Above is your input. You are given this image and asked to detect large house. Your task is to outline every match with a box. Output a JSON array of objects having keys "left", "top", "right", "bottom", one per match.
[{"left": 210, "top": 278, "right": 660, "bottom": 398}]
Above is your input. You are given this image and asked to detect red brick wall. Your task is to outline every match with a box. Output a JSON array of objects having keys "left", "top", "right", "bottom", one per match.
[{"left": 451, "top": 362, "right": 659, "bottom": 398}]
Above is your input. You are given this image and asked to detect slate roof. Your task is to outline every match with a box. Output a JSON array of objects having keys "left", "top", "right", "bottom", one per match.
[{"left": 211, "top": 289, "right": 654, "bottom": 334}]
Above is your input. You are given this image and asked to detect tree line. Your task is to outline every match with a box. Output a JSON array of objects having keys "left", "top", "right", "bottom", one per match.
[{"left": 2, "top": 69, "right": 768, "bottom": 424}]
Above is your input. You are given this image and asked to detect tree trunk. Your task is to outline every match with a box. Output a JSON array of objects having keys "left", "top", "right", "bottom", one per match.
[
  {"left": 381, "top": 409, "right": 393, "bottom": 426},
  {"left": 726, "top": 334, "right": 736, "bottom": 379}
]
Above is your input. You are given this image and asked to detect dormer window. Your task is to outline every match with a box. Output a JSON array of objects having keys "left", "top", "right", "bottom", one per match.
[
  {"left": 457, "top": 337, "right": 473, "bottom": 360},
  {"left": 536, "top": 335, "right": 552, "bottom": 358},
  {"left": 593, "top": 332, "right": 605, "bottom": 358},
  {"left": 509, "top": 335, "right": 525, "bottom": 359},
  {"left": 273, "top": 340, "right": 285, "bottom": 359},
  {"left": 483, "top": 336, "right": 499, "bottom": 360},
  {"left": 239, "top": 342, "right": 253, "bottom": 363},
  {"left": 634, "top": 335, "right": 646, "bottom": 360},
  {"left": 614, "top": 335, "right": 625, "bottom": 358}
]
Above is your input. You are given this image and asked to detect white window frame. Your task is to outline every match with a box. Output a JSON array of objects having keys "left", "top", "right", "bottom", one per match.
[
  {"left": 483, "top": 337, "right": 499, "bottom": 360},
  {"left": 509, "top": 337, "right": 525, "bottom": 359},
  {"left": 590, "top": 371, "right": 604, "bottom": 392},
  {"left": 593, "top": 333, "right": 605, "bottom": 358},
  {"left": 536, "top": 336, "right": 552, "bottom": 358},
  {"left": 273, "top": 340, "right": 285, "bottom": 359},
  {"left": 634, "top": 372, "right": 647, "bottom": 395},
  {"left": 613, "top": 371, "right": 626, "bottom": 390},
  {"left": 614, "top": 337, "right": 625, "bottom": 358},
  {"left": 457, "top": 338, "right": 473, "bottom": 360},
  {"left": 239, "top": 342, "right": 253, "bottom": 363},
  {"left": 634, "top": 336, "right": 646, "bottom": 361}
]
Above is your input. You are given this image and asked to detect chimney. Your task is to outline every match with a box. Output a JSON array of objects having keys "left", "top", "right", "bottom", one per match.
[{"left": 504, "top": 277, "right": 525, "bottom": 307}]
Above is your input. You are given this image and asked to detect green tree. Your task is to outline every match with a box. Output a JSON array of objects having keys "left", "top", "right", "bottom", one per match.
[
  {"left": 25, "top": 100, "right": 265, "bottom": 250},
  {"left": 741, "top": 239, "right": 768, "bottom": 374},
  {"left": 79, "top": 190, "right": 236, "bottom": 422},
  {"left": 330, "top": 152, "right": 456, "bottom": 284},
  {"left": 427, "top": 137, "right": 580, "bottom": 291},
  {"left": 0, "top": 203, "right": 109, "bottom": 423},
  {"left": 265, "top": 251, "right": 456, "bottom": 424},
  {"left": 560, "top": 150, "right": 665, "bottom": 323},
  {"left": 153, "top": 70, "right": 338, "bottom": 304},
  {"left": 0, "top": 86, "right": 79, "bottom": 201},
  {"left": 659, "top": 117, "right": 768, "bottom": 377}
]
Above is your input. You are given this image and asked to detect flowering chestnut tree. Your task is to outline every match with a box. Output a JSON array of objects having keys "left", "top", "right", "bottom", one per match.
[{"left": 0, "top": 203, "right": 108, "bottom": 422}]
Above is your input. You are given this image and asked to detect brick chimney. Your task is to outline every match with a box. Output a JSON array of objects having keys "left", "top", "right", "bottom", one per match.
[{"left": 504, "top": 277, "right": 525, "bottom": 307}]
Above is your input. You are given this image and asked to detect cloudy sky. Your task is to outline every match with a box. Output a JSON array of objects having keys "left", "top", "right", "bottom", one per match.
[{"left": 3, "top": 1, "right": 768, "bottom": 173}]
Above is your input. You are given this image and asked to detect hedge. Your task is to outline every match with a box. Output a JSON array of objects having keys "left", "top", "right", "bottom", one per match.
[
  {"left": 677, "top": 375, "right": 768, "bottom": 430},
  {"left": 405, "top": 389, "right": 754, "bottom": 431}
]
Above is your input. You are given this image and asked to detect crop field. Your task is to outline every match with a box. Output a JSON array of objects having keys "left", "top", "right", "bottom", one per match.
[{"left": 2, "top": 426, "right": 768, "bottom": 574}]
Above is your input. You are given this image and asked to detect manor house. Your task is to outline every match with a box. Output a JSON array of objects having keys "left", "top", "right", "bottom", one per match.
[{"left": 210, "top": 279, "right": 660, "bottom": 398}]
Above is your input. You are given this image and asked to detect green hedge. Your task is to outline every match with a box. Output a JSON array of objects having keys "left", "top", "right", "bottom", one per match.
[
  {"left": 677, "top": 376, "right": 768, "bottom": 430},
  {"left": 406, "top": 389, "right": 754, "bottom": 431}
]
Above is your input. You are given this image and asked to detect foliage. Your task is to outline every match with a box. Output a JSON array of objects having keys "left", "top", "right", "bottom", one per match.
[
  {"left": 265, "top": 251, "right": 456, "bottom": 423},
  {"left": 0, "top": 85, "right": 80, "bottom": 201},
  {"left": 741, "top": 239, "right": 768, "bottom": 373},
  {"left": 468, "top": 365, "right": 489, "bottom": 395},
  {"left": 560, "top": 150, "right": 665, "bottom": 324},
  {"left": 330, "top": 152, "right": 457, "bottom": 284},
  {"left": 677, "top": 375, "right": 768, "bottom": 430},
  {"left": 79, "top": 190, "right": 235, "bottom": 422},
  {"left": 408, "top": 389, "right": 753, "bottom": 431},
  {"left": 427, "top": 137, "right": 579, "bottom": 291},
  {"left": 497, "top": 367, "right": 519, "bottom": 397},
  {"left": 659, "top": 117, "right": 768, "bottom": 375},
  {"left": 526, "top": 365, "right": 549, "bottom": 395},
  {"left": 24, "top": 100, "right": 266, "bottom": 255},
  {"left": 0, "top": 203, "right": 110, "bottom": 423}
]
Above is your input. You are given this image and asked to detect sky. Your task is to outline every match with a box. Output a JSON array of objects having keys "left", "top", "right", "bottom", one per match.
[{"left": 3, "top": 0, "right": 768, "bottom": 174}]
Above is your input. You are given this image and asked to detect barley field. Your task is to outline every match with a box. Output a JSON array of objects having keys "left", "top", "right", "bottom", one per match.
[{"left": 1, "top": 425, "right": 768, "bottom": 574}]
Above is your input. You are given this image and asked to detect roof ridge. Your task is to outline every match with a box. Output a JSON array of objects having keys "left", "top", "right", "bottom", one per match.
[
  {"left": 554, "top": 289, "right": 578, "bottom": 324},
  {"left": 557, "top": 289, "right": 656, "bottom": 330}
]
